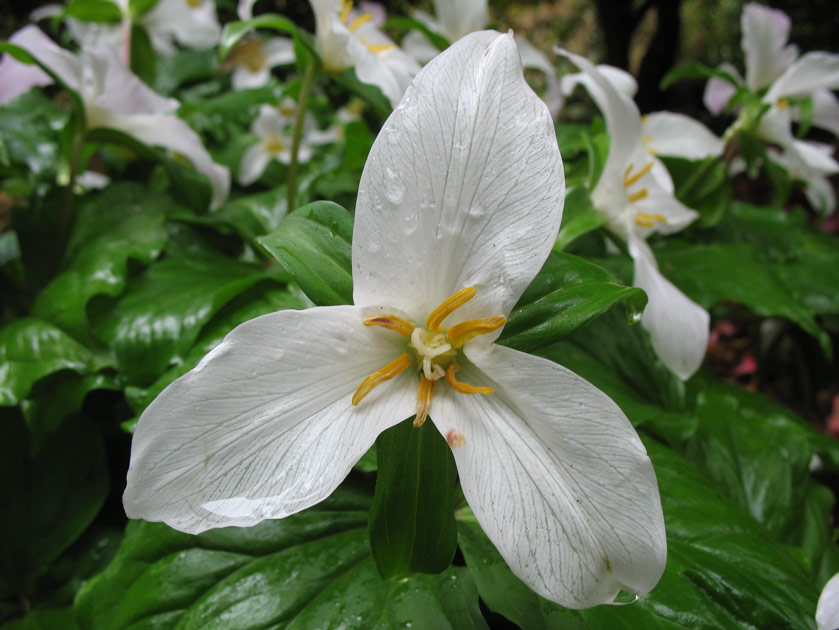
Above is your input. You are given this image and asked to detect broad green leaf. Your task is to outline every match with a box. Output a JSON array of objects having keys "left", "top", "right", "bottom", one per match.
[
  {"left": 75, "top": 486, "right": 486, "bottom": 630},
  {"left": 154, "top": 48, "right": 217, "bottom": 95},
  {"left": 32, "top": 183, "right": 172, "bottom": 342},
  {"left": 666, "top": 155, "right": 732, "bottom": 228},
  {"left": 369, "top": 419, "right": 458, "bottom": 578},
  {"left": 652, "top": 239, "right": 832, "bottom": 356},
  {"left": 499, "top": 251, "right": 646, "bottom": 352},
  {"left": 1, "top": 607, "right": 78, "bottom": 630},
  {"left": 89, "top": 250, "right": 270, "bottom": 386},
  {"left": 61, "top": 0, "right": 122, "bottom": 22},
  {"left": 787, "top": 482, "right": 839, "bottom": 584},
  {"left": 258, "top": 201, "right": 353, "bottom": 306},
  {"left": 201, "top": 187, "right": 289, "bottom": 243},
  {"left": 0, "top": 412, "right": 108, "bottom": 600},
  {"left": 554, "top": 186, "right": 608, "bottom": 251},
  {"left": 384, "top": 16, "right": 451, "bottom": 52},
  {"left": 0, "top": 318, "right": 109, "bottom": 405},
  {"left": 0, "top": 90, "right": 66, "bottom": 181}
]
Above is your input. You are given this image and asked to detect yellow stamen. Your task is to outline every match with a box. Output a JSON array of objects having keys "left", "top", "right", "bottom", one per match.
[
  {"left": 340, "top": 0, "right": 352, "bottom": 24},
  {"left": 426, "top": 287, "right": 476, "bottom": 332},
  {"left": 628, "top": 188, "right": 649, "bottom": 203},
  {"left": 366, "top": 43, "right": 394, "bottom": 54},
  {"left": 777, "top": 98, "right": 789, "bottom": 110},
  {"left": 352, "top": 353, "right": 411, "bottom": 406},
  {"left": 623, "top": 161, "right": 655, "bottom": 187},
  {"left": 348, "top": 12, "right": 372, "bottom": 32},
  {"left": 448, "top": 316, "right": 507, "bottom": 348},
  {"left": 363, "top": 314, "right": 415, "bottom": 338},
  {"left": 445, "top": 364, "right": 493, "bottom": 395},
  {"left": 635, "top": 212, "right": 667, "bottom": 228},
  {"left": 263, "top": 135, "right": 286, "bottom": 154},
  {"left": 414, "top": 375, "right": 434, "bottom": 427},
  {"left": 187, "top": 0, "right": 202, "bottom": 7}
]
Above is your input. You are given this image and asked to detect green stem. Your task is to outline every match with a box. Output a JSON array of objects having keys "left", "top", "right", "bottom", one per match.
[
  {"left": 286, "top": 57, "right": 318, "bottom": 213},
  {"left": 53, "top": 130, "right": 83, "bottom": 274},
  {"left": 674, "top": 155, "right": 715, "bottom": 199}
]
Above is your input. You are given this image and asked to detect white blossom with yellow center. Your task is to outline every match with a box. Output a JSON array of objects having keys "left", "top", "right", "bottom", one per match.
[
  {"left": 228, "top": 36, "right": 295, "bottom": 90},
  {"left": 559, "top": 49, "right": 712, "bottom": 380},
  {"left": 125, "top": 32, "right": 667, "bottom": 609}
]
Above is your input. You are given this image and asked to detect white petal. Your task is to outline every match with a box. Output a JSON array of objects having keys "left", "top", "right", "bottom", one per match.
[
  {"left": 742, "top": 2, "right": 797, "bottom": 91},
  {"left": 402, "top": 30, "right": 440, "bottom": 64},
  {"left": 263, "top": 37, "right": 296, "bottom": 66},
  {"left": 0, "top": 51, "right": 53, "bottom": 104},
  {"left": 251, "top": 104, "right": 287, "bottom": 136},
  {"left": 85, "top": 47, "right": 179, "bottom": 115},
  {"left": 359, "top": 1, "right": 387, "bottom": 27},
  {"left": 237, "top": 0, "right": 258, "bottom": 20},
  {"left": 641, "top": 112, "right": 724, "bottom": 159},
  {"left": 124, "top": 305, "right": 416, "bottom": 534},
  {"left": 430, "top": 344, "right": 666, "bottom": 608},
  {"left": 238, "top": 143, "right": 272, "bottom": 185},
  {"left": 353, "top": 31, "right": 563, "bottom": 333},
  {"left": 9, "top": 26, "right": 82, "bottom": 91},
  {"left": 142, "top": 0, "right": 221, "bottom": 52},
  {"left": 817, "top": 572, "right": 839, "bottom": 630},
  {"left": 764, "top": 52, "right": 839, "bottom": 103},
  {"left": 92, "top": 109, "right": 230, "bottom": 208},
  {"left": 703, "top": 62, "right": 741, "bottom": 115},
  {"left": 312, "top": 1, "right": 354, "bottom": 71},
  {"left": 558, "top": 50, "right": 643, "bottom": 204},
  {"left": 432, "top": 0, "right": 488, "bottom": 40},
  {"left": 803, "top": 172, "right": 837, "bottom": 215},
  {"left": 629, "top": 237, "right": 709, "bottom": 380},
  {"left": 515, "top": 37, "right": 562, "bottom": 119},
  {"left": 347, "top": 23, "right": 419, "bottom": 107},
  {"left": 560, "top": 64, "right": 638, "bottom": 100},
  {"left": 808, "top": 89, "right": 839, "bottom": 138},
  {"left": 231, "top": 65, "right": 271, "bottom": 90},
  {"left": 634, "top": 189, "right": 698, "bottom": 236}
]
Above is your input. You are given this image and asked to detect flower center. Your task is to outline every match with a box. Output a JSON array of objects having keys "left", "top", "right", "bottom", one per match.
[
  {"left": 263, "top": 134, "right": 287, "bottom": 154},
  {"left": 231, "top": 38, "right": 267, "bottom": 72},
  {"left": 623, "top": 161, "right": 668, "bottom": 229},
  {"left": 352, "top": 287, "right": 506, "bottom": 427},
  {"left": 339, "top": 0, "right": 394, "bottom": 55}
]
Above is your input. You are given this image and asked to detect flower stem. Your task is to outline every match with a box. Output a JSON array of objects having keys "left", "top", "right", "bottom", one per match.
[
  {"left": 53, "top": 130, "right": 83, "bottom": 273},
  {"left": 286, "top": 57, "right": 318, "bottom": 213}
]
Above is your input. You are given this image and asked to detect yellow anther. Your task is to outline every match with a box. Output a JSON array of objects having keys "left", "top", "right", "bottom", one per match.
[
  {"left": 348, "top": 12, "right": 372, "bottom": 31},
  {"left": 426, "top": 287, "right": 476, "bottom": 332},
  {"left": 414, "top": 375, "right": 434, "bottom": 427},
  {"left": 448, "top": 316, "right": 507, "bottom": 349},
  {"left": 263, "top": 135, "right": 287, "bottom": 154},
  {"left": 777, "top": 98, "right": 789, "bottom": 110},
  {"left": 635, "top": 212, "right": 667, "bottom": 228},
  {"left": 352, "top": 353, "right": 411, "bottom": 406},
  {"left": 445, "top": 364, "right": 493, "bottom": 395},
  {"left": 623, "top": 161, "right": 655, "bottom": 187},
  {"left": 363, "top": 314, "right": 415, "bottom": 338},
  {"left": 340, "top": 0, "right": 353, "bottom": 24},
  {"left": 366, "top": 43, "right": 394, "bottom": 54},
  {"left": 628, "top": 188, "right": 649, "bottom": 203},
  {"left": 187, "top": 0, "right": 202, "bottom": 7}
]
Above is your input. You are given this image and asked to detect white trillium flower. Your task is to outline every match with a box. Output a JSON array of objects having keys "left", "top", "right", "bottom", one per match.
[
  {"left": 402, "top": 0, "right": 488, "bottom": 63},
  {"left": 238, "top": 99, "right": 330, "bottom": 185},
  {"left": 817, "top": 572, "right": 839, "bottom": 630},
  {"left": 704, "top": 3, "right": 839, "bottom": 194},
  {"left": 141, "top": 0, "right": 222, "bottom": 55},
  {"left": 0, "top": 49, "right": 52, "bottom": 104},
  {"left": 559, "top": 49, "right": 713, "bottom": 380},
  {"left": 228, "top": 36, "right": 296, "bottom": 90},
  {"left": 8, "top": 26, "right": 229, "bottom": 208},
  {"left": 309, "top": 0, "right": 419, "bottom": 107},
  {"left": 124, "top": 31, "right": 667, "bottom": 609}
]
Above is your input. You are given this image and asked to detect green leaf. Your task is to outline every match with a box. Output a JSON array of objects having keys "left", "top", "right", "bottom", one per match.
[
  {"left": 652, "top": 239, "right": 833, "bottom": 356},
  {"left": 205, "top": 187, "right": 289, "bottom": 243},
  {"left": 0, "top": 412, "right": 108, "bottom": 599},
  {"left": 154, "top": 49, "right": 217, "bottom": 95},
  {"left": 61, "top": 0, "right": 123, "bottom": 23},
  {"left": 666, "top": 155, "right": 732, "bottom": 228},
  {"left": 0, "top": 318, "right": 109, "bottom": 405},
  {"left": 554, "top": 186, "right": 608, "bottom": 251},
  {"left": 218, "top": 14, "right": 313, "bottom": 61},
  {"left": 369, "top": 419, "right": 458, "bottom": 579},
  {"left": 89, "top": 251, "right": 270, "bottom": 386},
  {"left": 75, "top": 486, "right": 486, "bottom": 630},
  {"left": 32, "top": 183, "right": 172, "bottom": 343},
  {"left": 498, "top": 251, "right": 646, "bottom": 352},
  {"left": 661, "top": 61, "right": 741, "bottom": 90},
  {"left": 257, "top": 201, "right": 353, "bottom": 306},
  {"left": 0, "top": 90, "right": 66, "bottom": 182},
  {"left": 384, "top": 16, "right": 451, "bottom": 52}
]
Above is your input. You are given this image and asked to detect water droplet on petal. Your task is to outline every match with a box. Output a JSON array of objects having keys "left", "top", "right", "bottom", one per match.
[{"left": 402, "top": 212, "right": 418, "bottom": 235}]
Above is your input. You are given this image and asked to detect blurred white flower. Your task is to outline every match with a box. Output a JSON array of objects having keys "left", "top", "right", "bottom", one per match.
[
  {"left": 6, "top": 26, "right": 229, "bottom": 208},
  {"left": 560, "top": 49, "right": 714, "bottom": 380},
  {"left": 309, "top": 0, "right": 419, "bottom": 107},
  {"left": 227, "top": 36, "right": 295, "bottom": 90}
]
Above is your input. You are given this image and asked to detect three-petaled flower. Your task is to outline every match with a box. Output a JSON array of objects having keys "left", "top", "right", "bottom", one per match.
[{"left": 124, "top": 31, "right": 666, "bottom": 609}]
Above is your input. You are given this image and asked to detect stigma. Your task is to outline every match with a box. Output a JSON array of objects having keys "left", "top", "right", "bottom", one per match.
[{"left": 353, "top": 286, "right": 506, "bottom": 429}]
